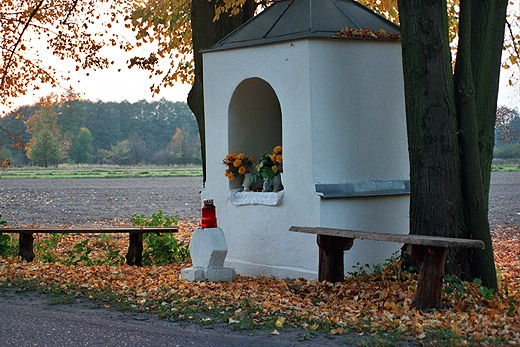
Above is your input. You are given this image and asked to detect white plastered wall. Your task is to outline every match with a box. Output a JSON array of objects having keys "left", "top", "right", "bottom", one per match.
[
  {"left": 203, "top": 41, "right": 321, "bottom": 278},
  {"left": 308, "top": 39, "right": 410, "bottom": 272},
  {"left": 202, "top": 38, "right": 409, "bottom": 279}
]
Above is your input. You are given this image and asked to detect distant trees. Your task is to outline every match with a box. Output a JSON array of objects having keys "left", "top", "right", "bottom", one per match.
[
  {"left": 70, "top": 128, "right": 93, "bottom": 165},
  {"left": 25, "top": 104, "right": 63, "bottom": 167},
  {"left": 495, "top": 106, "right": 520, "bottom": 159},
  {"left": 26, "top": 129, "right": 61, "bottom": 167},
  {"left": 0, "top": 99, "right": 201, "bottom": 167},
  {"left": 169, "top": 128, "right": 199, "bottom": 165}
]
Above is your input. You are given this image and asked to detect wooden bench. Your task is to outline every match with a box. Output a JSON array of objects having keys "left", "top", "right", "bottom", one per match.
[
  {"left": 289, "top": 226, "right": 485, "bottom": 310},
  {"left": 1, "top": 227, "right": 178, "bottom": 266}
]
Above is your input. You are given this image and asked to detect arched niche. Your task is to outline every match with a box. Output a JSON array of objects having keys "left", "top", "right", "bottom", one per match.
[{"left": 228, "top": 78, "right": 282, "bottom": 189}]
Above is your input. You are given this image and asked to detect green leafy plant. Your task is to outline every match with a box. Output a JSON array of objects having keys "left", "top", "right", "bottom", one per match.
[
  {"left": 0, "top": 234, "right": 17, "bottom": 258},
  {"left": 105, "top": 244, "right": 125, "bottom": 265},
  {"left": 0, "top": 214, "right": 17, "bottom": 258},
  {"left": 141, "top": 233, "right": 189, "bottom": 265},
  {"left": 443, "top": 274, "right": 467, "bottom": 299},
  {"left": 252, "top": 153, "right": 277, "bottom": 182},
  {"left": 131, "top": 210, "right": 178, "bottom": 228},
  {"left": 473, "top": 278, "right": 495, "bottom": 301},
  {"left": 63, "top": 238, "right": 125, "bottom": 266},
  {"left": 35, "top": 233, "right": 65, "bottom": 263},
  {"left": 65, "top": 239, "right": 94, "bottom": 266},
  {"left": 131, "top": 210, "right": 189, "bottom": 265}
]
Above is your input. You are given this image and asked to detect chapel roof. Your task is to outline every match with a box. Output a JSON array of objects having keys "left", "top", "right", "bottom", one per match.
[{"left": 208, "top": 0, "right": 401, "bottom": 51}]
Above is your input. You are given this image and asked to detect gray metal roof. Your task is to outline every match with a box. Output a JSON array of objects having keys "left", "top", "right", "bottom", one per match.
[{"left": 208, "top": 0, "right": 400, "bottom": 51}]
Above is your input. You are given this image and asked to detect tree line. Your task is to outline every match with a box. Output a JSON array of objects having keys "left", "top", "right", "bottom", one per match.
[
  {"left": 495, "top": 106, "right": 520, "bottom": 159},
  {"left": 0, "top": 98, "right": 201, "bottom": 167}
]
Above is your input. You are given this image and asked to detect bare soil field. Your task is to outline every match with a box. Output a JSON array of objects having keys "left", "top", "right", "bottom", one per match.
[
  {"left": 0, "top": 177, "right": 204, "bottom": 226},
  {"left": 0, "top": 172, "right": 518, "bottom": 227}
]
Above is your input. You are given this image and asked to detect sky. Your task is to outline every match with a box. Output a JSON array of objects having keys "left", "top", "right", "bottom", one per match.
[
  {"left": 2, "top": 43, "right": 192, "bottom": 114},
  {"left": 3, "top": 2, "right": 519, "bottom": 115},
  {"left": 6, "top": 47, "right": 519, "bottom": 114}
]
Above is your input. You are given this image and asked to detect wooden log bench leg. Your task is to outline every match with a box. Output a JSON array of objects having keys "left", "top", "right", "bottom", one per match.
[
  {"left": 410, "top": 245, "right": 448, "bottom": 310},
  {"left": 317, "top": 235, "right": 354, "bottom": 282},
  {"left": 19, "top": 233, "right": 35, "bottom": 262},
  {"left": 126, "top": 232, "right": 144, "bottom": 266}
]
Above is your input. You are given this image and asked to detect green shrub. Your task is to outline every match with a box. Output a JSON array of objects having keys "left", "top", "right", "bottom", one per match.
[
  {"left": 131, "top": 210, "right": 189, "bottom": 265},
  {"left": 0, "top": 213, "right": 6, "bottom": 228},
  {"left": 35, "top": 233, "right": 64, "bottom": 263},
  {"left": 0, "top": 214, "right": 17, "bottom": 258},
  {"left": 0, "top": 234, "right": 17, "bottom": 258}
]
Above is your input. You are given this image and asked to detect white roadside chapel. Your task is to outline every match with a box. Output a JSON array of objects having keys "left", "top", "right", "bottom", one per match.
[{"left": 200, "top": 0, "right": 410, "bottom": 279}]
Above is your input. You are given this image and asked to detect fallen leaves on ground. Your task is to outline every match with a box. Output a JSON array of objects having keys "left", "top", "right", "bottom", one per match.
[
  {"left": 1, "top": 222, "right": 519, "bottom": 345},
  {"left": 336, "top": 27, "right": 401, "bottom": 40}
]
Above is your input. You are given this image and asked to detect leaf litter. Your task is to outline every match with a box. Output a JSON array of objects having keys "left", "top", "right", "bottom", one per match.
[{"left": 1, "top": 221, "right": 519, "bottom": 345}]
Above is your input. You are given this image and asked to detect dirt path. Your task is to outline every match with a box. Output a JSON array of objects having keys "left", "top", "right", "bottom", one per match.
[
  {"left": 0, "top": 172, "right": 518, "bottom": 227},
  {"left": 488, "top": 171, "right": 520, "bottom": 227}
]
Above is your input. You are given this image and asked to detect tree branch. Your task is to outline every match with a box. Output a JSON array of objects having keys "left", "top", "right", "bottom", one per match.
[
  {"left": 506, "top": 18, "right": 520, "bottom": 61},
  {"left": 1, "top": 0, "right": 45, "bottom": 90},
  {"left": 62, "top": 0, "right": 79, "bottom": 25}
]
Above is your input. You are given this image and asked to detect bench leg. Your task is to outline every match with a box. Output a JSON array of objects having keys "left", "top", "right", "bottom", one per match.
[
  {"left": 126, "top": 233, "right": 143, "bottom": 266},
  {"left": 317, "top": 235, "right": 354, "bottom": 282},
  {"left": 19, "top": 233, "right": 35, "bottom": 262},
  {"left": 411, "top": 245, "right": 448, "bottom": 310}
]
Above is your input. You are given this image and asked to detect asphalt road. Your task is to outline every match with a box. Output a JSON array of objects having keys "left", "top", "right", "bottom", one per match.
[{"left": 0, "top": 289, "right": 357, "bottom": 347}]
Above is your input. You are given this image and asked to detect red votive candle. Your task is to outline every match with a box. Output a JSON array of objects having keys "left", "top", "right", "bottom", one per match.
[{"left": 201, "top": 199, "right": 217, "bottom": 228}]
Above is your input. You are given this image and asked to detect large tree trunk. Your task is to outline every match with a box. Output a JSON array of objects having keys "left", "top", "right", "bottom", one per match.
[
  {"left": 454, "top": 0, "right": 493, "bottom": 286},
  {"left": 399, "top": 0, "right": 507, "bottom": 288},
  {"left": 188, "top": 0, "right": 255, "bottom": 183},
  {"left": 464, "top": 0, "right": 507, "bottom": 289},
  {"left": 398, "top": 0, "right": 468, "bottom": 277}
]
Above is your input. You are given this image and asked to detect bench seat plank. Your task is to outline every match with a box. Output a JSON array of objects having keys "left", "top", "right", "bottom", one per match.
[
  {"left": 1, "top": 227, "right": 178, "bottom": 234},
  {"left": 289, "top": 226, "right": 484, "bottom": 249}
]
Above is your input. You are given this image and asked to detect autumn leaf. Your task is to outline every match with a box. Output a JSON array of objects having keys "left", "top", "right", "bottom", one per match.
[
  {"left": 331, "top": 327, "right": 344, "bottom": 335},
  {"left": 275, "top": 316, "right": 285, "bottom": 328}
]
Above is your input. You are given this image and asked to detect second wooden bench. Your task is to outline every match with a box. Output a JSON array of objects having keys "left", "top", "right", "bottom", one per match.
[{"left": 289, "top": 226, "right": 485, "bottom": 310}]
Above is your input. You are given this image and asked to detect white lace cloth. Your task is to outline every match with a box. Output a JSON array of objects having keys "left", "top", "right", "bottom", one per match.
[{"left": 229, "top": 189, "right": 284, "bottom": 206}]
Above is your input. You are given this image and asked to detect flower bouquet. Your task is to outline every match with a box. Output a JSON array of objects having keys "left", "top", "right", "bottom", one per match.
[
  {"left": 252, "top": 146, "right": 283, "bottom": 191},
  {"left": 251, "top": 153, "right": 277, "bottom": 182},
  {"left": 271, "top": 145, "right": 283, "bottom": 174},
  {"left": 223, "top": 152, "right": 256, "bottom": 181}
]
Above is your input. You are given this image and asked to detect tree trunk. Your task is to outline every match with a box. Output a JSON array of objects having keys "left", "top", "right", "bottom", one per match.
[
  {"left": 188, "top": 0, "right": 255, "bottom": 183},
  {"left": 468, "top": 0, "right": 508, "bottom": 289},
  {"left": 455, "top": 0, "right": 505, "bottom": 289},
  {"left": 398, "top": 0, "right": 507, "bottom": 287},
  {"left": 397, "top": 0, "right": 467, "bottom": 277}
]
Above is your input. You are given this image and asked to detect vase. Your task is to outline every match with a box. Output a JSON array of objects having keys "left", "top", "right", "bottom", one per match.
[
  {"left": 242, "top": 173, "right": 252, "bottom": 192},
  {"left": 262, "top": 177, "right": 272, "bottom": 192},
  {"left": 272, "top": 174, "right": 283, "bottom": 192}
]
